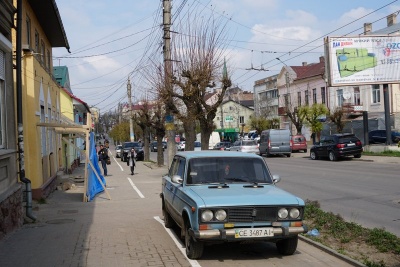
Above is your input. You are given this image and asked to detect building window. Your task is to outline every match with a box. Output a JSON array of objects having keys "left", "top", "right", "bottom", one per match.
[
  {"left": 239, "top": 116, "right": 244, "bottom": 124},
  {"left": 266, "top": 89, "right": 278, "bottom": 99},
  {"left": 26, "top": 16, "right": 31, "bottom": 47},
  {"left": 0, "top": 51, "right": 4, "bottom": 148},
  {"left": 297, "top": 92, "right": 301, "bottom": 106},
  {"left": 40, "top": 105, "right": 46, "bottom": 156},
  {"left": 372, "top": 85, "right": 380, "bottom": 103},
  {"left": 47, "top": 49, "right": 51, "bottom": 70},
  {"left": 321, "top": 87, "right": 326, "bottom": 104},
  {"left": 354, "top": 87, "right": 361, "bottom": 105},
  {"left": 312, "top": 88, "right": 317, "bottom": 104},
  {"left": 34, "top": 30, "right": 39, "bottom": 53},
  {"left": 41, "top": 40, "right": 45, "bottom": 64},
  {"left": 305, "top": 90, "right": 309, "bottom": 105},
  {"left": 337, "top": 89, "right": 343, "bottom": 107}
]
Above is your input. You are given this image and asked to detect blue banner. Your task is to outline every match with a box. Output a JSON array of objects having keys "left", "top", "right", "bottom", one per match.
[{"left": 86, "top": 132, "right": 106, "bottom": 201}]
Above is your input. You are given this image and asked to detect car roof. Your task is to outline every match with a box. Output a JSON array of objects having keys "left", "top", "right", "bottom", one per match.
[{"left": 175, "top": 151, "right": 262, "bottom": 160}]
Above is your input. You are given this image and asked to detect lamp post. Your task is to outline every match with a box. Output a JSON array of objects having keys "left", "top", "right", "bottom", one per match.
[{"left": 127, "top": 78, "right": 134, "bottom": 142}]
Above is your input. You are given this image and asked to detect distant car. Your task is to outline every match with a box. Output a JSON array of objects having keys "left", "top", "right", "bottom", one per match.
[
  {"left": 194, "top": 141, "right": 201, "bottom": 151},
  {"left": 121, "top": 142, "right": 144, "bottom": 162},
  {"left": 310, "top": 133, "right": 362, "bottom": 161},
  {"left": 259, "top": 129, "right": 292, "bottom": 157},
  {"left": 212, "top": 141, "right": 232, "bottom": 151},
  {"left": 291, "top": 135, "right": 307, "bottom": 153},
  {"left": 177, "top": 141, "right": 185, "bottom": 151},
  {"left": 368, "top": 129, "right": 400, "bottom": 144},
  {"left": 162, "top": 141, "right": 167, "bottom": 149},
  {"left": 115, "top": 145, "right": 123, "bottom": 158},
  {"left": 161, "top": 151, "right": 307, "bottom": 259},
  {"left": 230, "top": 140, "right": 259, "bottom": 154},
  {"left": 150, "top": 141, "right": 164, "bottom": 152}
]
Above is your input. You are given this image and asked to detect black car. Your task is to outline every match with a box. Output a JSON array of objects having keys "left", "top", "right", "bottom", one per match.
[
  {"left": 121, "top": 142, "right": 144, "bottom": 162},
  {"left": 150, "top": 141, "right": 164, "bottom": 152},
  {"left": 368, "top": 129, "right": 400, "bottom": 144},
  {"left": 212, "top": 141, "right": 232, "bottom": 151},
  {"left": 310, "top": 133, "right": 362, "bottom": 161}
]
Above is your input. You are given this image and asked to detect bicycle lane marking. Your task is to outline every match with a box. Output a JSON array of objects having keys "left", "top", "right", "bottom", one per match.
[{"left": 154, "top": 216, "right": 201, "bottom": 267}]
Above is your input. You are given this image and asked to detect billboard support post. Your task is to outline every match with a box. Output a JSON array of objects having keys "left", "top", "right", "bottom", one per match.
[{"left": 383, "top": 84, "right": 392, "bottom": 145}]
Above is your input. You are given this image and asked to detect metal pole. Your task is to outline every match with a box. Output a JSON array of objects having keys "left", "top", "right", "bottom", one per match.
[
  {"left": 383, "top": 84, "right": 391, "bottom": 145},
  {"left": 163, "top": 0, "right": 176, "bottom": 166},
  {"left": 127, "top": 78, "right": 134, "bottom": 142}
]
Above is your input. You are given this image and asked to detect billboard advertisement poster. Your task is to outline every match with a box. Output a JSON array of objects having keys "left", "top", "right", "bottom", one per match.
[{"left": 326, "top": 35, "right": 400, "bottom": 86}]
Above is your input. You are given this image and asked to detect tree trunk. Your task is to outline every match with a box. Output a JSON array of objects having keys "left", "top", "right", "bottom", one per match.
[
  {"left": 183, "top": 119, "right": 196, "bottom": 151},
  {"left": 143, "top": 126, "right": 150, "bottom": 161}
]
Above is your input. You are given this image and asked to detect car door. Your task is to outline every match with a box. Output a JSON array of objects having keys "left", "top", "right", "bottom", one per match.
[
  {"left": 163, "top": 157, "right": 184, "bottom": 221},
  {"left": 315, "top": 137, "right": 329, "bottom": 157},
  {"left": 166, "top": 156, "right": 186, "bottom": 224}
]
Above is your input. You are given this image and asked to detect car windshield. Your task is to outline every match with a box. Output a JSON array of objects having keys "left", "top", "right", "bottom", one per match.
[
  {"left": 186, "top": 157, "right": 272, "bottom": 185},
  {"left": 124, "top": 142, "right": 142, "bottom": 149}
]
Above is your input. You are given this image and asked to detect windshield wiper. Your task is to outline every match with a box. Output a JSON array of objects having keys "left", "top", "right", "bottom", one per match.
[
  {"left": 208, "top": 182, "right": 229, "bottom": 188},
  {"left": 224, "top": 178, "right": 248, "bottom": 182}
]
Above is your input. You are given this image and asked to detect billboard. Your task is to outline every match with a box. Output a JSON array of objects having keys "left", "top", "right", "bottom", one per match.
[{"left": 325, "top": 35, "right": 400, "bottom": 86}]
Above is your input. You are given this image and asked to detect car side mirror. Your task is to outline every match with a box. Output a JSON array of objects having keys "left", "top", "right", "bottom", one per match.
[
  {"left": 272, "top": 174, "right": 281, "bottom": 184},
  {"left": 172, "top": 175, "right": 183, "bottom": 184}
]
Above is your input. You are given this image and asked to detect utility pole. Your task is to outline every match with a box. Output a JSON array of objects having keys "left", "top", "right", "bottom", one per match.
[
  {"left": 163, "top": 0, "right": 176, "bottom": 166},
  {"left": 127, "top": 78, "right": 134, "bottom": 142}
]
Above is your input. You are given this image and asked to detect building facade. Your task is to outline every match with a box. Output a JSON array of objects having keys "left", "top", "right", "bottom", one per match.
[
  {"left": 12, "top": 0, "right": 70, "bottom": 199},
  {"left": 0, "top": 0, "right": 22, "bottom": 240}
]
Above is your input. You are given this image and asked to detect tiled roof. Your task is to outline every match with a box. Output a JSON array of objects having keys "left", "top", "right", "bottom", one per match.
[{"left": 290, "top": 60, "right": 324, "bottom": 81}]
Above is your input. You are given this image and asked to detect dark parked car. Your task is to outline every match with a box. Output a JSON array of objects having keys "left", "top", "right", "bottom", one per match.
[
  {"left": 310, "top": 133, "right": 362, "bottom": 161},
  {"left": 161, "top": 151, "right": 307, "bottom": 259},
  {"left": 212, "top": 141, "right": 232, "bottom": 151},
  {"left": 150, "top": 141, "right": 164, "bottom": 152},
  {"left": 121, "top": 142, "right": 144, "bottom": 162},
  {"left": 368, "top": 130, "right": 400, "bottom": 144}
]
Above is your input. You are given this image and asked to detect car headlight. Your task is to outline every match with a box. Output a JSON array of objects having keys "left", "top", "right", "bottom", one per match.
[
  {"left": 289, "top": 208, "right": 300, "bottom": 219},
  {"left": 278, "top": 208, "right": 288, "bottom": 219},
  {"left": 215, "top": 209, "right": 227, "bottom": 221},
  {"left": 201, "top": 210, "right": 213, "bottom": 222}
]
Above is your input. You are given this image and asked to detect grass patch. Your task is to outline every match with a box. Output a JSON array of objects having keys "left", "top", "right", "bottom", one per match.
[
  {"left": 304, "top": 200, "right": 400, "bottom": 266},
  {"left": 362, "top": 150, "right": 400, "bottom": 157}
]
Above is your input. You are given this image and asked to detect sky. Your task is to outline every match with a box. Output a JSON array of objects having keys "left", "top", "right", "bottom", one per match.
[{"left": 52, "top": 0, "right": 400, "bottom": 113}]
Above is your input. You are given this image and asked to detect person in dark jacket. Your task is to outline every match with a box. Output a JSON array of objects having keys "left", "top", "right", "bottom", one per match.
[
  {"left": 98, "top": 144, "right": 109, "bottom": 176},
  {"left": 127, "top": 148, "right": 136, "bottom": 175}
]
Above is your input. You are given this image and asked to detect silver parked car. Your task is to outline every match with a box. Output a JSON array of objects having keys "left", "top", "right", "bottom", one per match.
[
  {"left": 230, "top": 140, "right": 259, "bottom": 154},
  {"left": 115, "top": 145, "right": 123, "bottom": 158}
]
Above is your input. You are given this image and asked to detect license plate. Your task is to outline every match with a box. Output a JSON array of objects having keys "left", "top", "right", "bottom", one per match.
[
  {"left": 347, "top": 143, "right": 355, "bottom": 146},
  {"left": 235, "top": 228, "right": 273, "bottom": 238}
]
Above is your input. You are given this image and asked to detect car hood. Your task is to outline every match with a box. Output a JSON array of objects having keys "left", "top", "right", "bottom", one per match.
[{"left": 187, "top": 184, "right": 303, "bottom": 207}]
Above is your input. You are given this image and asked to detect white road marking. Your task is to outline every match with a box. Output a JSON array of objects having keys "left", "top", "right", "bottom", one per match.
[
  {"left": 111, "top": 155, "right": 124, "bottom": 171},
  {"left": 127, "top": 177, "right": 145, "bottom": 198},
  {"left": 154, "top": 216, "right": 201, "bottom": 267}
]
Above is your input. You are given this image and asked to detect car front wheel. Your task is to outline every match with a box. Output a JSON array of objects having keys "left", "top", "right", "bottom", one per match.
[
  {"left": 185, "top": 223, "right": 204, "bottom": 259},
  {"left": 310, "top": 151, "right": 318, "bottom": 160},
  {"left": 276, "top": 236, "right": 298, "bottom": 255},
  {"left": 329, "top": 151, "right": 337, "bottom": 161}
]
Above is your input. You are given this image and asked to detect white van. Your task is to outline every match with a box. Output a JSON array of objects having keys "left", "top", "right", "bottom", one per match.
[{"left": 259, "top": 129, "right": 292, "bottom": 157}]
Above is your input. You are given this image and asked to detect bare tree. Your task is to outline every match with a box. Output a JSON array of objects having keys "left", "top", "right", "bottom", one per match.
[{"left": 169, "top": 11, "right": 232, "bottom": 150}]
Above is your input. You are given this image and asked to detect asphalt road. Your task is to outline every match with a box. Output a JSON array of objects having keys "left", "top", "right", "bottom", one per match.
[{"left": 264, "top": 153, "right": 400, "bottom": 237}]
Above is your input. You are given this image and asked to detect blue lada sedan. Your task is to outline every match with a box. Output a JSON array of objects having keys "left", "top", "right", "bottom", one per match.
[{"left": 160, "top": 151, "right": 307, "bottom": 259}]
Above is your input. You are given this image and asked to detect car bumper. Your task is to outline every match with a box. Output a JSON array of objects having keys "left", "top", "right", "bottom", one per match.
[
  {"left": 336, "top": 148, "right": 362, "bottom": 156},
  {"left": 189, "top": 225, "right": 307, "bottom": 240}
]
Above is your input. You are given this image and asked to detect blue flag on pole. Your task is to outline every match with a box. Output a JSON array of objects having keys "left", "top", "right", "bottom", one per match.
[{"left": 86, "top": 132, "right": 106, "bottom": 201}]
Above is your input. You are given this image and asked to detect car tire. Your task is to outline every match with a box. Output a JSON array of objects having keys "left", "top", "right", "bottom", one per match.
[
  {"left": 276, "top": 236, "right": 298, "bottom": 255},
  {"left": 185, "top": 222, "right": 204, "bottom": 259},
  {"left": 354, "top": 154, "right": 361, "bottom": 158},
  {"left": 310, "top": 151, "right": 318, "bottom": 160},
  {"left": 163, "top": 206, "right": 174, "bottom": 228},
  {"left": 329, "top": 151, "right": 337, "bottom": 161}
]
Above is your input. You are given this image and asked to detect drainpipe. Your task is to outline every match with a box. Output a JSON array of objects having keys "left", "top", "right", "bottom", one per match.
[{"left": 16, "top": 0, "right": 36, "bottom": 221}]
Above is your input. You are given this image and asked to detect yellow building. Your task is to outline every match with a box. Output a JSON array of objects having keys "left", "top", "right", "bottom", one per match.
[{"left": 12, "top": 0, "right": 70, "bottom": 199}]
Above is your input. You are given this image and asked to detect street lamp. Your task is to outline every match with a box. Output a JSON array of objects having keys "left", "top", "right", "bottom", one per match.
[{"left": 127, "top": 78, "right": 135, "bottom": 142}]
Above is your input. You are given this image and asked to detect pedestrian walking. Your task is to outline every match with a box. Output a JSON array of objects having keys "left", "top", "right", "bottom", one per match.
[
  {"left": 127, "top": 147, "right": 136, "bottom": 175},
  {"left": 98, "top": 144, "right": 109, "bottom": 176}
]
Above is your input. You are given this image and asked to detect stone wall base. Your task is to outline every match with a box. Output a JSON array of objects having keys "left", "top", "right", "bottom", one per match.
[{"left": 0, "top": 184, "right": 24, "bottom": 241}]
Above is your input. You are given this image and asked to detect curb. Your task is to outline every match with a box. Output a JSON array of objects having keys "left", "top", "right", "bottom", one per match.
[{"left": 299, "top": 235, "right": 366, "bottom": 267}]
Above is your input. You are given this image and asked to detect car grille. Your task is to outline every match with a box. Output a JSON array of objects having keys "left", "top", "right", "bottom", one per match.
[{"left": 228, "top": 207, "right": 277, "bottom": 222}]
